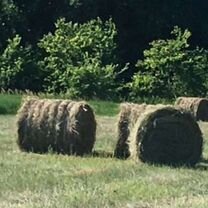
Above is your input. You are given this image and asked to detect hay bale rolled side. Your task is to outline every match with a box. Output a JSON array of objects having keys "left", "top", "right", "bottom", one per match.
[
  {"left": 129, "top": 106, "right": 203, "bottom": 166},
  {"left": 114, "top": 103, "right": 147, "bottom": 159},
  {"left": 175, "top": 97, "right": 208, "bottom": 121},
  {"left": 17, "top": 98, "right": 96, "bottom": 156}
]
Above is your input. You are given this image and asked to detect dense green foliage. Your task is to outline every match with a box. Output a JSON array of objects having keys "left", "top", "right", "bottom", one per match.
[
  {"left": 38, "top": 18, "right": 118, "bottom": 98},
  {"left": 0, "top": 35, "right": 42, "bottom": 91},
  {"left": 0, "top": 35, "right": 24, "bottom": 90},
  {"left": 6, "top": 1, "right": 208, "bottom": 70},
  {"left": 0, "top": 1, "right": 208, "bottom": 99},
  {"left": 130, "top": 27, "right": 208, "bottom": 98}
]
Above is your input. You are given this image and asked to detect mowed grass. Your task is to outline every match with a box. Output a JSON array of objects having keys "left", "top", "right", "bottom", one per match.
[{"left": 1, "top": 113, "right": 208, "bottom": 208}]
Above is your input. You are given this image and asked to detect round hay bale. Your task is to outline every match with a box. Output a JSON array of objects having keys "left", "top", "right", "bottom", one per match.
[
  {"left": 114, "top": 103, "right": 147, "bottom": 159},
  {"left": 175, "top": 97, "right": 208, "bottom": 121},
  {"left": 17, "top": 98, "right": 96, "bottom": 156},
  {"left": 129, "top": 106, "right": 203, "bottom": 166}
]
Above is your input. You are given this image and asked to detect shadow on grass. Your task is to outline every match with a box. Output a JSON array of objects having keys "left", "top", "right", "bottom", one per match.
[
  {"left": 18, "top": 146, "right": 115, "bottom": 159},
  {"left": 194, "top": 158, "right": 208, "bottom": 170},
  {"left": 91, "top": 150, "right": 114, "bottom": 158},
  {"left": 0, "top": 106, "right": 7, "bottom": 114}
]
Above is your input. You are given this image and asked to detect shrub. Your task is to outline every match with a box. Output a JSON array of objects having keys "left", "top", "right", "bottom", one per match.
[
  {"left": 0, "top": 35, "right": 43, "bottom": 91},
  {"left": 0, "top": 35, "right": 24, "bottom": 90},
  {"left": 38, "top": 18, "right": 119, "bottom": 99},
  {"left": 129, "top": 27, "right": 208, "bottom": 98},
  {"left": 65, "top": 58, "right": 118, "bottom": 99}
]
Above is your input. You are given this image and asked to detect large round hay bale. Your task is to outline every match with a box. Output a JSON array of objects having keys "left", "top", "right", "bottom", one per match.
[
  {"left": 129, "top": 106, "right": 203, "bottom": 166},
  {"left": 175, "top": 97, "right": 208, "bottom": 121},
  {"left": 17, "top": 97, "right": 96, "bottom": 156},
  {"left": 114, "top": 103, "right": 147, "bottom": 159}
]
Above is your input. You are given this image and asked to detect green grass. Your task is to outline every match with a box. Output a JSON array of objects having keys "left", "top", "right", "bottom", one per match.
[
  {"left": 0, "top": 94, "right": 22, "bottom": 114},
  {"left": 1, "top": 115, "right": 208, "bottom": 207},
  {"left": 0, "top": 93, "right": 175, "bottom": 117},
  {"left": 0, "top": 94, "right": 119, "bottom": 116},
  {"left": 88, "top": 100, "right": 119, "bottom": 116}
]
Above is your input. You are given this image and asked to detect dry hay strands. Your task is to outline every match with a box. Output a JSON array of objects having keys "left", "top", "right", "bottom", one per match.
[
  {"left": 129, "top": 106, "right": 203, "bottom": 167},
  {"left": 17, "top": 98, "right": 96, "bottom": 156},
  {"left": 114, "top": 102, "right": 147, "bottom": 159},
  {"left": 175, "top": 97, "right": 208, "bottom": 121}
]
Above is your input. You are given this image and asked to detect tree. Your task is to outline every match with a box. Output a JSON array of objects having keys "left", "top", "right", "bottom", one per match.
[
  {"left": 0, "top": 35, "right": 43, "bottom": 91},
  {"left": 129, "top": 27, "right": 208, "bottom": 98},
  {"left": 38, "top": 18, "right": 119, "bottom": 99}
]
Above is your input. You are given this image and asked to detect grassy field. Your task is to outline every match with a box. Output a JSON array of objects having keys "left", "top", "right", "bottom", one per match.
[
  {"left": 0, "top": 94, "right": 22, "bottom": 114},
  {"left": 1, "top": 95, "right": 208, "bottom": 207},
  {"left": 1, "top": 111, "right": 208, "bottom": 207},
  {"left": 0, "top": 93, "right": 119, "bottom": 116}
]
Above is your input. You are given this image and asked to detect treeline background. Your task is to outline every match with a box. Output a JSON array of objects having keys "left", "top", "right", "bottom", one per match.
[{"left": 1, "top": 0, "right": 208, "bottom": 100}]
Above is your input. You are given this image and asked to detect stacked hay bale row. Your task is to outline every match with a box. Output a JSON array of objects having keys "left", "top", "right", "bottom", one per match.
[
  {"left": 175, "top": 97, "right": 208, "bottom": 121},
  {"left": 115, "top": 103, "right": 203, "bottom": 166},
  {"left": 16, "top": 97, "right": 204, "bottom": 166},
  {"left": 17, "top": 97, "right": 96, "bottom": 156}
]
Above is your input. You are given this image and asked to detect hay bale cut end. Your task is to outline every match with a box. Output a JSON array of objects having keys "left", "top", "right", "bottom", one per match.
[
  {"left": 17, "top": 98, "right": 96, "bottom": 156},
  {"left": 114, "top": 103, "right": 131, "bottom": 159},
  {"left": 129, "top": 106, "right": 203, "bottom": 167},
  {"left": 114, "top": 103, "right": 146, "bottom": 159},
  {"left": 175, "top": 97, "right": 208, "bottom": 121}
]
